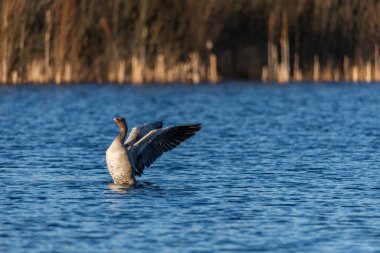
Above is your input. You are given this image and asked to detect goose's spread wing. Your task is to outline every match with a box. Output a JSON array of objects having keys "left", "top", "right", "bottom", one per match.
[
  {"left": 124, "top": 121, "right": 163, "bottom": 148},
  {"left": 130, "top": 124, "right": 201, "bottom": 176}
]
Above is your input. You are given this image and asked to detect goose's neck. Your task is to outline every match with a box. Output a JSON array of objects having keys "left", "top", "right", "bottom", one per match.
[{"left": 118, "top": 126, "right": 128, "bottom": 142}]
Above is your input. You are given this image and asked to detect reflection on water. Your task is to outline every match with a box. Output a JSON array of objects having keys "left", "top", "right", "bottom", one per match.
[
  {"left": 108, "top": 183, "right": 133, "bottom": 193},
  {"left": 107, "top": 181, "right": 159, "bottom": 193},
  {"left": 1, "top": 83, "right": 380, "bottom": 252}
]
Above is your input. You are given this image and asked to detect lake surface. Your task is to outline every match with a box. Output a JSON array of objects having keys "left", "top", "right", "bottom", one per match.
[{"left": 1, "top": 83, "right": 380, "bottom": 252}]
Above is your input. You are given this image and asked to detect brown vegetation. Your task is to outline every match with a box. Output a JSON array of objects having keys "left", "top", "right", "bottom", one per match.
[{"left": 1, "top": 0, "right": 380, "bottom": 84}]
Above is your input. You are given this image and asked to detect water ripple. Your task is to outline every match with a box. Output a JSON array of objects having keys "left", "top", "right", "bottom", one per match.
[{"left": 1, "top": 83, "right": 380, "bottom": 252}]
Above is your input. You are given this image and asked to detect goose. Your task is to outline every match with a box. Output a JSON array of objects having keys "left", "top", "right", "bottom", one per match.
[{"left": 106, "top": 117, "right": 201, "bottom": 185}]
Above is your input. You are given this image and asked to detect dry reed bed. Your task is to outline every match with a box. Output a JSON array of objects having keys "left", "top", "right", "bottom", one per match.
[
  {"left": 1, "top": 0, "right": 380, "bottom": 84},
  {"left": 0, "top": 0, "right": 218, "bottom": 84},
  {"left": 262, "top": 13, "right": 380, "bottom": 83}
]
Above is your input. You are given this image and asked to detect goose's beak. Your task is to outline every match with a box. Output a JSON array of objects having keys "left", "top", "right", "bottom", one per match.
[{"left": 114, "top": 118, "right": 120, "bottom": 124}]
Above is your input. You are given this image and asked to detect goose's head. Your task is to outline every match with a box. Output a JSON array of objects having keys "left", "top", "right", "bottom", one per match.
[
  {"left": 114, "top": 117, "right": 127, "bottom": 130},
  {"left": 114, "top": 117, "right": 128, "bottom": 141}
]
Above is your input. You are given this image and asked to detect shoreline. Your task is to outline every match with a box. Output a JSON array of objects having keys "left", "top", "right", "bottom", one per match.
[{"left": 1, "top": 80, "right": 380, "bottom": 86}]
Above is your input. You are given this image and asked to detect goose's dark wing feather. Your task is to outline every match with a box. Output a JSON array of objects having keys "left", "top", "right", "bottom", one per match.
[
  {"left": 124, "top": 121, "right": 163, "bottom": 148},
  {"left": 130, "top": 124, "right": 201, "bottom": 176}
]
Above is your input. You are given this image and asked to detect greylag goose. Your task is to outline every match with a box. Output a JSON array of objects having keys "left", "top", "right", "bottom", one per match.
[{"left": 106, "top": 117, "right": 201, "bottom": 185}]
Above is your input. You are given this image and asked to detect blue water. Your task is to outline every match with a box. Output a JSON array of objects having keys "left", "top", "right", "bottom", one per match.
[{"left": 1, "top": 83, "right": 380, "bottom": 252}]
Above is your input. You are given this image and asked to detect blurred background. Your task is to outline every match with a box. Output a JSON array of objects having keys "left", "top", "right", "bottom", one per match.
[{"left": 2, "top": 0, "right": 380, "bottom": 84}]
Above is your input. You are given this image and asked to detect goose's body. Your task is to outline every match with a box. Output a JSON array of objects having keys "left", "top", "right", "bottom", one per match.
[
  {"left": 106, "top": 137, "right": 135, "bottom": 184},
  {"left": 106, "top": 118, "right": 201, "bottom": 185}
]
